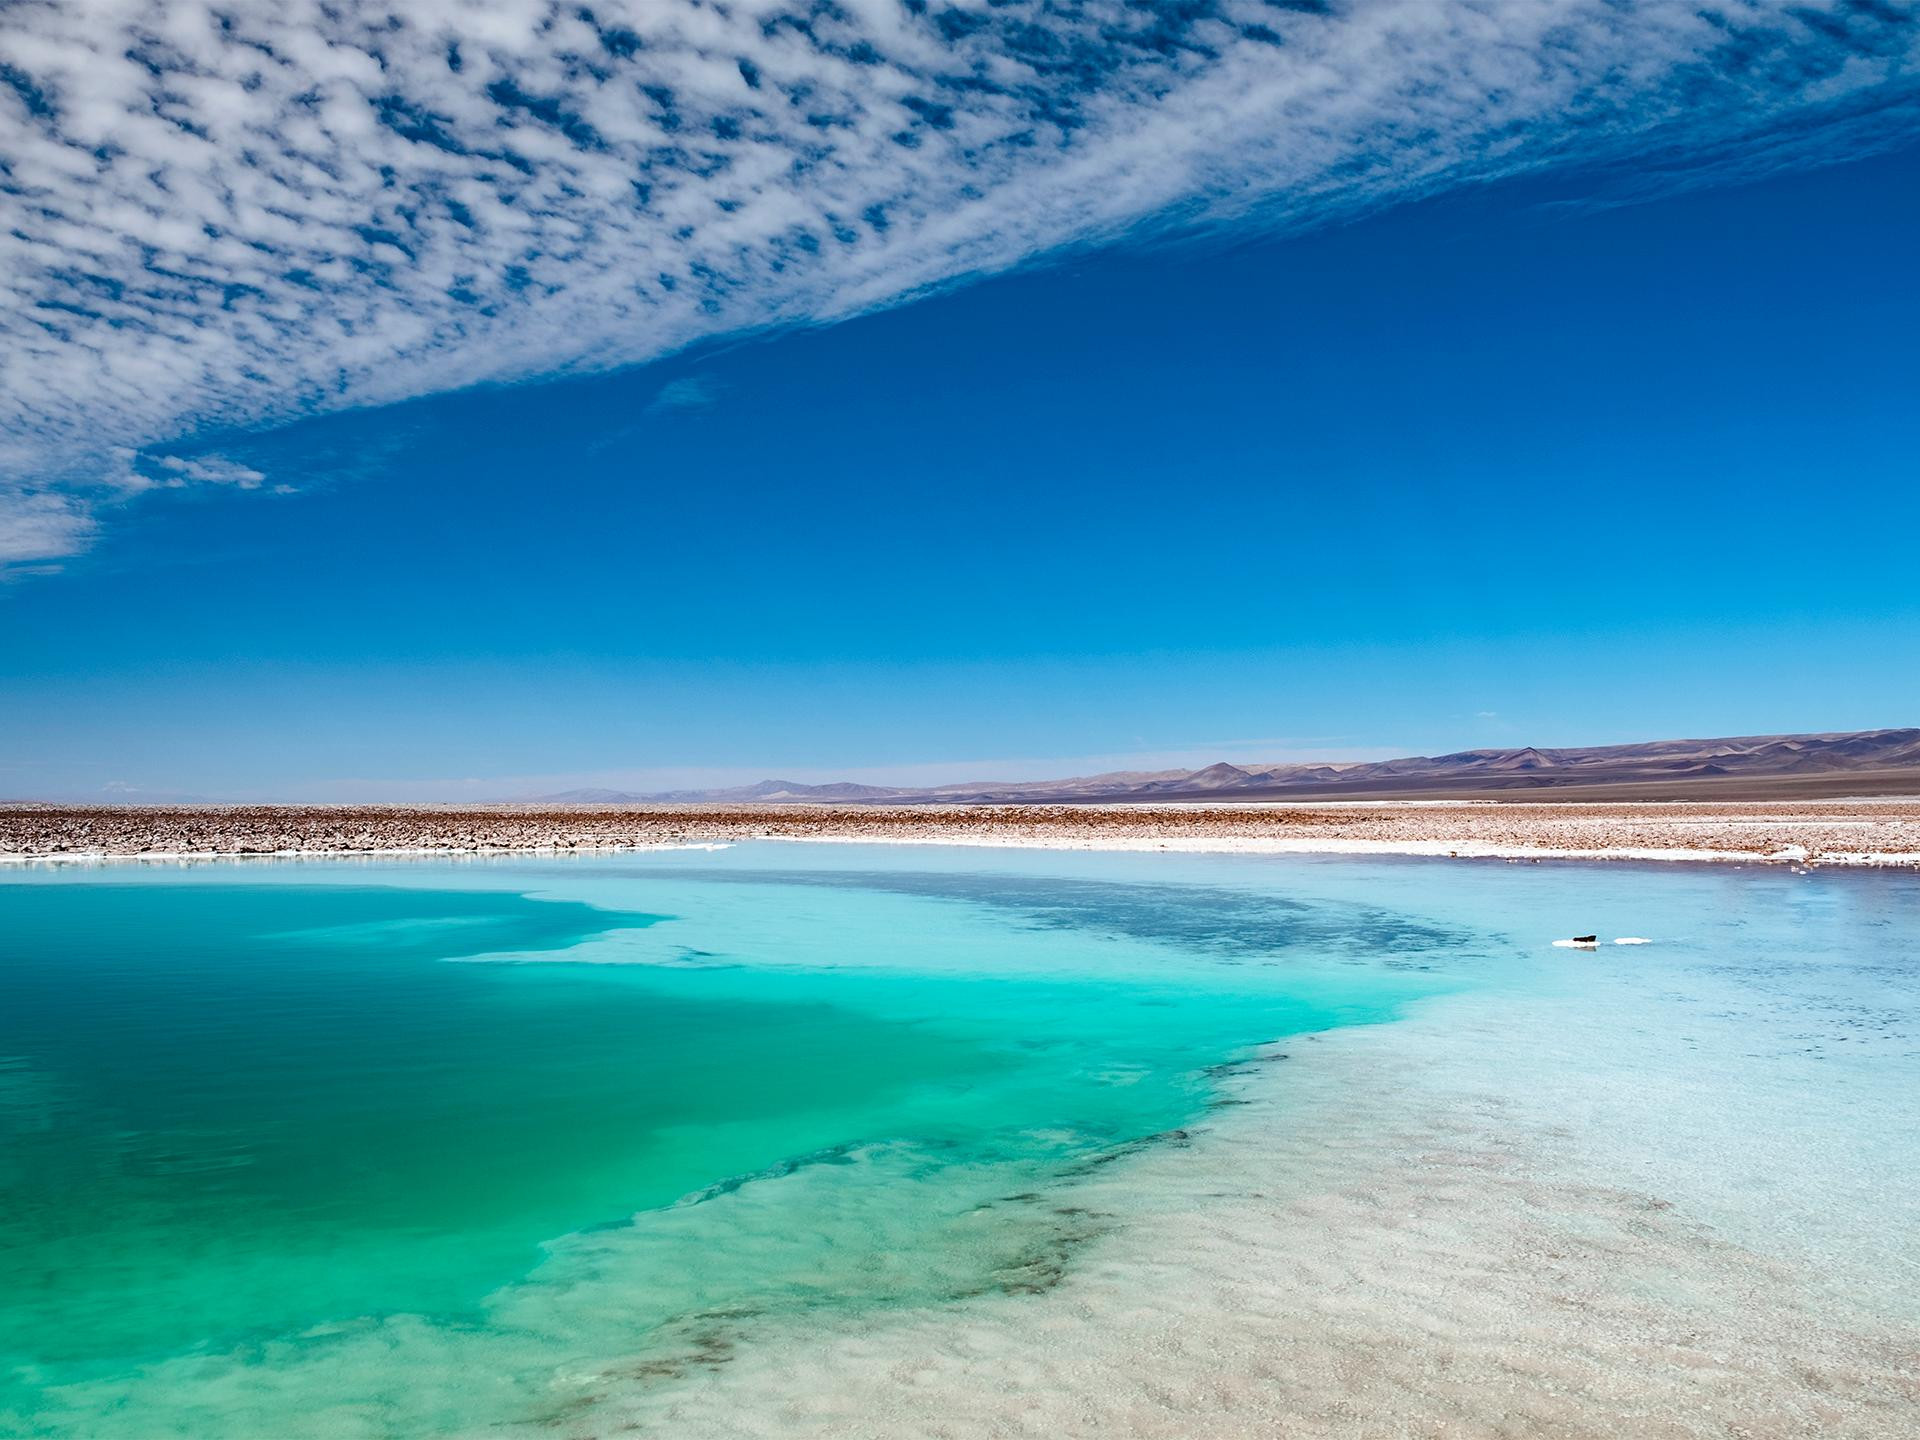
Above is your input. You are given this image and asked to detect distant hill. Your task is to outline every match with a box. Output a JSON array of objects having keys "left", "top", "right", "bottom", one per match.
[{"left": 523, "top": 727, "right": 1920, "bottom": 805}]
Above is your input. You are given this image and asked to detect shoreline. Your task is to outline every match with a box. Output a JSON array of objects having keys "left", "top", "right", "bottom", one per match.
[
  {"left": 761, "top": 831, "right": 1920, "bottom": 867},
  {"left": 10, "top": 836, "right": 1918, "bottom": 869},
  {"left": 4, "top": 799, "right": 1920, "bottom": 869}
]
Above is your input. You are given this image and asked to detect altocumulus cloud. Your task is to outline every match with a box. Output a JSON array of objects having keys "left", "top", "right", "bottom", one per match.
[
  {"left": 0, "top": 490, "right": 94, "bottom": 570},
  {"left": 1, "top": 0, "right": 1916, "bottom": 566}
]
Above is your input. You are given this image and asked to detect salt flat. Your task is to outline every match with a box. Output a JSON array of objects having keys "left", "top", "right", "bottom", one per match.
[{"left": 6, "top": 800, "right": 1919, "bottom": 867}]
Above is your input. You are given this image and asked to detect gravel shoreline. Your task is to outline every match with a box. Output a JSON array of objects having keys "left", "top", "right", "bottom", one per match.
[{"left": 5, "top": 800, "right": 1919, "bottom": 867}]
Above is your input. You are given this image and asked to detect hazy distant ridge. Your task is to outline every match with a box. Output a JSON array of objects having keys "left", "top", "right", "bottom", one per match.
[{"left": 528, "top": 728, "right": 1920, "bottom": 805}]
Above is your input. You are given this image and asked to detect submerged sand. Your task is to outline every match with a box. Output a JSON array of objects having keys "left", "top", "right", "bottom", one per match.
[
  {"left": 4, "top": 799, "right": 1920, "bottom": 866},
  {"left": 534, "top": 873, "right": 1920, "bottom": 1440},
  {"left": 587, "top": 1012, "right": 1919, "bottom": 1440}
]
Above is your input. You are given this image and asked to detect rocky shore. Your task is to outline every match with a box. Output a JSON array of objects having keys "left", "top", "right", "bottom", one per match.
[{"left": 4, "top": 800, "right": 1919, "bottom": 866}]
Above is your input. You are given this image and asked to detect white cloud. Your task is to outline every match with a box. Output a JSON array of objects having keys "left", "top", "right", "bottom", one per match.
[
  {"left": 0, "top": 0, "right": 1914, "bottom": 556},
  {"left": 153, "top": 455, "right": 268, "bottom": 489},
  {"left": 101, "top": 450, "right": 271, "bottom": 494},
  {"left": 0, "top": 488, "right": 96, "bottom": 569}
]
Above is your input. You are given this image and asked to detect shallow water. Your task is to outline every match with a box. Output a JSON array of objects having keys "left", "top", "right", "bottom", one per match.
[{"left": 1, "top": 846, "right": 1914, "bottom": 1437}]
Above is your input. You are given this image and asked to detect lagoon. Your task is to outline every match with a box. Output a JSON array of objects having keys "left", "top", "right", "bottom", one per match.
[{"left": 2, "top": 846, "right": 1914, "bottom": 1436}]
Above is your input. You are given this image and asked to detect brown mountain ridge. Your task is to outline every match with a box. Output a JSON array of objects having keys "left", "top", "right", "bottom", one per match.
[{"left": 534, "top": 728, "right": 1920, "bottom": 805}]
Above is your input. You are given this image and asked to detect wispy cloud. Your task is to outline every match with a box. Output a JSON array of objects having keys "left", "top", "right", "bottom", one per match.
[
  {"left": 2, "top": 0, "right": 1915, "bottom": 560},
  {"left": 0, "top": 487, "right": 94, "bottom": 572},
  {"left": 104, "top": 451, "right": 269, "bottom": 495},
  {"left": 0, "top": 448, "right": 278, "bottom": 571},
  {"left": 644, "top": 375, "right": 721, "bottom": 415}
]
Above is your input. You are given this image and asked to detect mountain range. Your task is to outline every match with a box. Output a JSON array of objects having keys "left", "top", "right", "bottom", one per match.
[{"left": 528, "top": 727, "right": 1920, "bottom": 805}]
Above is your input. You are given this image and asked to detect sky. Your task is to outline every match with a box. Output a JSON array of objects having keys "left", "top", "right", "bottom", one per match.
[{"left": 1, "top": 1, "right": 1918, "bottom": 801}]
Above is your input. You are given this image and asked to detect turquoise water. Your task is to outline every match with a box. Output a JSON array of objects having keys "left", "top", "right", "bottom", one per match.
[
  {"left": 0, "top": 846, "right": 1461, "bottom": 1435},
  {"left": 3, "top": 845, "right": 1914, "bottom": 1436}
]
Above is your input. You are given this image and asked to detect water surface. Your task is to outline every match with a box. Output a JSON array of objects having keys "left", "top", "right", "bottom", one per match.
[{"left": 2, "top": 845, "right": 1913, "bottom": 1437}]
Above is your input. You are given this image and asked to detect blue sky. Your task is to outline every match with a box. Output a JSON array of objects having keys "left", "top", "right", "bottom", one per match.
[{"left": 2, "top": 2, "right": 1918, "bottom": 799}]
